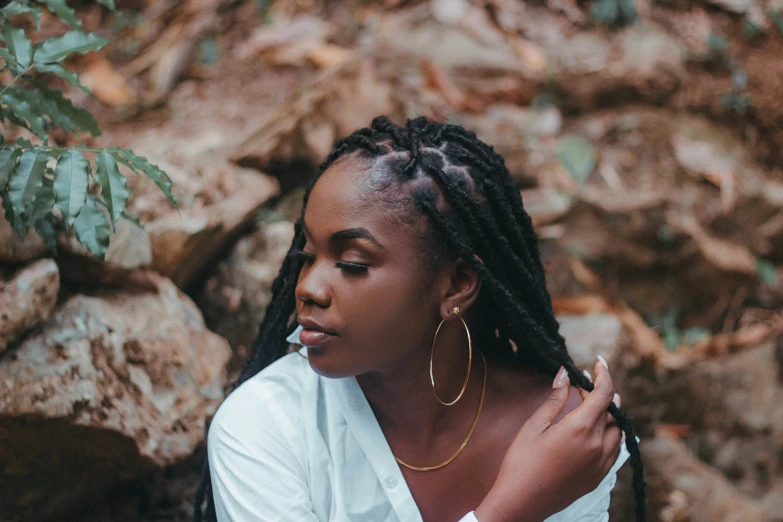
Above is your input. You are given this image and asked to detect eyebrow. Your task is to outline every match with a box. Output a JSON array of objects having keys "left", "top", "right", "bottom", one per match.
[
  {"left": 302, "top": 221, "right": 386, "bottom": 251},
  {"left": 331, "top": 227, "right": 386, "bottom": 250}
]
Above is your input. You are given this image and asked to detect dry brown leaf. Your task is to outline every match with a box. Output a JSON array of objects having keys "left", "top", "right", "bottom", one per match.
[
  {"left": 690, "top": 316, "right": 783, "bottom": 359},
  {"left": 672, "top": 130, "right": 737, "bottom": 212},
  {"left": 307, "top": 44, "right": 353, "bottom": 68},
  {"left": 666, "top": 212, "right": 757, "bottom": 275},
  {"left": 120, "top": 22, "right": 186, "bottom": 77},
  {"left": 80, "top": 57, "right": 137, "bottom": 106},
  {"left": 567, "top": 257, "right": 670, "bottom": 364},
  {"left": 655, "top": 423, "right": 692, "bottom": 438},
  {"left": 552, "top": 294, "right": 613, "bottom": 315},
  {"left": 421, "top": 59, "right": 467, "bottom": 109},
  {"left": 234, "top": 15, "right": 331, "bottom": 65}
]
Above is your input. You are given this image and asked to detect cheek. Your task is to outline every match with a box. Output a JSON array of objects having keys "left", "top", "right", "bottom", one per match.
[{"left": 340, "top": 267, "right": 439, "bottom": 348}]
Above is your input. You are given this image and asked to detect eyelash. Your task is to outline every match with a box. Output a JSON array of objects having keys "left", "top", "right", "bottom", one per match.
[{"left": 289, "top": 249, "right": 369, "bottom": 274}]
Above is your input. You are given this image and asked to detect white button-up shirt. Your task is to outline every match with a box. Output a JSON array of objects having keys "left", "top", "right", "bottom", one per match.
[{"left": 208, "top": 328, "right": 630, "bottom": 522}]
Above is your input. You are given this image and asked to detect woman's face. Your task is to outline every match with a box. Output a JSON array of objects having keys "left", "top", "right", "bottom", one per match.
[{"left": 294, "top": 155, "right": 449, "bottom": 378}]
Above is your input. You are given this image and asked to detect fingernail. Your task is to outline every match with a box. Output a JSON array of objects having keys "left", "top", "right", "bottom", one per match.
[
  {"left": 613, "top": 393, "right": 621, "bottom": 408},
  {"left": 553, "top": 366, "right": 569, "bottom": 389},
  {"left": 583, "top": 369, "right": 592, "bottom": 382},
  {"left": 597, "top": 355, "right": 609, "bottom": 370}
]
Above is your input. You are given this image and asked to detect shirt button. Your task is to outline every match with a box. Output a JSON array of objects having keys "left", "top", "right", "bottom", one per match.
[
  {"left": 385, "top": 476, "right": 398, "bottom": 489},
  {"left": 349, "top": 398, "right": 362, "bottom": 411}
]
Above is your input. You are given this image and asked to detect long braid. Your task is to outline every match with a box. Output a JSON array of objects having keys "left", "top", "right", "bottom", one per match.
[
  {"left": 195, "top": 116, "right": 646, "bottom": 522},
  {"left": 426, "top": 164, "right": 557, "bottom": 331}
]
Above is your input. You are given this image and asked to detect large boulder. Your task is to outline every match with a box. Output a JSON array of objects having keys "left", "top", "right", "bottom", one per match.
[
  {"left": 0, "top": 259, "right": 59, "bottom": 355},
  {"left": 58, "top": 162, "right": 279, "bottom": 290},
  {"left": 0, "top": 274, "right": 231, "bottom": 522},
  {"left": 198, "top": 219, "right": 295, "bottom": 375},
  {"left": 0, "top": 210, "right": 48, "bottom": 264}
]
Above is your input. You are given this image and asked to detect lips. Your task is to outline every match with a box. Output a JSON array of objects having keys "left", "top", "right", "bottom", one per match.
[{"left": 297, "top": 317, "right": 337, "bottom": 348}]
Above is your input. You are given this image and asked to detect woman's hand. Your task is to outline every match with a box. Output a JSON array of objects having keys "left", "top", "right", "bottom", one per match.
[{"left": 474, "top": 360, "right": 623, "bottom": 522}]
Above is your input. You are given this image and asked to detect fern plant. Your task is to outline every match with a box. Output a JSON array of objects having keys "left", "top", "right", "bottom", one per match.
[{"left": 0, "top": 0, "right": 176, "bottom": 259}]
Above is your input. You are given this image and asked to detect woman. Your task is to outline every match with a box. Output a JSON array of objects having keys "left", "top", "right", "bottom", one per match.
[{"left": 196, "top": 116, "right": 645, "bottom": 522}]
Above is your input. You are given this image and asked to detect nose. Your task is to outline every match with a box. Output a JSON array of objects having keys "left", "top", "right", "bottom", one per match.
[{"left": 295, "top": 260, "right": 331, "bottom": 308}]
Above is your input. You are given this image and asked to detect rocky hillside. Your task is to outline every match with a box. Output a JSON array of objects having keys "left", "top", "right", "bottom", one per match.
[{"left": 1, "top": 0, "right": 782, "bottom": 520}]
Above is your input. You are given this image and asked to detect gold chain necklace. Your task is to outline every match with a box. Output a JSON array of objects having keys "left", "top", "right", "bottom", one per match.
[{"left": 394, "top": 352, "right": 487, "bottom": 472}]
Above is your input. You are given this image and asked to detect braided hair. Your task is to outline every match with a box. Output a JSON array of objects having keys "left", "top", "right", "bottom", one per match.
[{"left": 194, "top": 116, "right": 646, "bottom": 521}]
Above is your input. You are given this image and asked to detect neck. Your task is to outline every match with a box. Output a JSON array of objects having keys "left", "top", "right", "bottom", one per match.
[{"left": 355, "top": 321, "right": 483, "bottom": 446}]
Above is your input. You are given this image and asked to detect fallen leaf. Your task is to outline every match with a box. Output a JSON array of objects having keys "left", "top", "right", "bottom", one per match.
[{"left": 80, "top": 57, "right": 137, "bottom": 106}]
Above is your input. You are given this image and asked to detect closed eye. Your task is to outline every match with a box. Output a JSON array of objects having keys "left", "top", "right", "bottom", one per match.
[
  {"left": 335, "top": 261, "right": 369, "bottom": 274},
  {"left": 291, "top": 249, "right": 369, "bottom": 275}
]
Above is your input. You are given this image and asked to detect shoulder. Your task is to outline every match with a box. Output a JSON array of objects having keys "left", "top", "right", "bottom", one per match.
[
  {"left": 208, "top": 351, "right": 314, "bottom": 447},
  {"left": 490, "top": 360, "right": 583, "bottom": 422}
]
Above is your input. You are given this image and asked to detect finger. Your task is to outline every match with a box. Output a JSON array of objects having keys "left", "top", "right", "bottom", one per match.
[
  {"left": 584, "top": 357, "right": 615, "bottom": 412},
  {"left": 579, "top": 370, "right": 592, "bottom": 402},
  {"left": 565, "top": 358, "right": 615, "bottom": 430},
  {"left": 601, "top": 425, "right": 623, "bottom": 476},
  {"left": 605, "top": 393, "right": 620, "bottom": 425},
  {"left": 527, "top": 366, "right": 571, "bottom": 432}
]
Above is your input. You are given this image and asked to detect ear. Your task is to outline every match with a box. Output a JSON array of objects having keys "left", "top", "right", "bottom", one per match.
[{"left": 439, "top": 255, "right": 483, "bottom": 320}]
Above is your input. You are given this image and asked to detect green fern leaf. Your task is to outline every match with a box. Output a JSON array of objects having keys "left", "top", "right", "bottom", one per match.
[
  {"left": 32, "top": 30, "right": 106, "bottom": 64},
  {"left": 1, "top": 19, "right": 33, "bottom": 68},
  {"left": 0, "top": 88, "right": 49, "bottom": 140},
  {"left": 0, "top": 186, "right": 23, "bottom": 236},
  {"left": 0, "top": 147, "right": 21, "bottom": 188},
  {"left": 34, "top": 218, "right": 57, "bottom": 252},
  {"left": 108, "top": 147, "right": 177, "bottom": 207},
  {"left": 7, "top": 147, "right": 48, "bottom": 217},
  {"left": 73, "top": 195, "right": 110, "bottom": 258},
  {"left": 2, "top": 2, "right": 43, "bottom": 29},
  {"left": 54, "top": 148, "right": 89, "bottom": 227},
  {"left": 36, "top": 62, "right": 93, "bottom": 96},
  {"left": 24, "top": 171, "right": 55, "bottom": 228},
  {"left": 34, "top": 0, "right": 81, "bottom": 29},
  {"left": 95, "top": 150, "right": 129, "bottom": 231},
  {"left": 30, "top": 80, "right": 100, "bottom": 135},
  {"left": 96, "top": 0, "right": 116, "bottom": 10},
  {"left": 0, "top": 47, "right": 20, "bottom": 72}
]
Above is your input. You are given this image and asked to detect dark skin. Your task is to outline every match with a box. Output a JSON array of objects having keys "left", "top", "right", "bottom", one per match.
[{"left": 295, "top": 154, "right": 621, "bottom": 522}]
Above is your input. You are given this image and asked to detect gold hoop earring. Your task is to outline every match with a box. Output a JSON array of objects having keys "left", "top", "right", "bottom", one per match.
[{"left": 430, "top": 305, "right": 472, "bottom": 406}]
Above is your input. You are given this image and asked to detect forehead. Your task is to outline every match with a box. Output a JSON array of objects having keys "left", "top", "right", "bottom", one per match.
[{"left": 303, "top": 155, "right": 414, "bottom": 242}]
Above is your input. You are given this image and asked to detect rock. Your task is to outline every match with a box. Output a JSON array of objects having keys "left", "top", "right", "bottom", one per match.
[
  {"left": 0, "top": 274, "right": 231, "bottom": 521},
  {"left": 672, "top": 118, "right": 766, "bottom": 213},
  {"left": 640, "top": 340, "right": 783, "bottom": 501},
  {"left": 556, "top": 108, "right": 778, "bottom": 327},
  {"left": 232, "top": 59, "right": 403, "bottom": 184},
  {"left": 376, "top": 9, "right": 522, "bottom": 72},
  {"left": 198, "top": 219, "right": 295, "bottom": 374},
  {"left": 550, "top": 25, "right": 686, "bottom": 109},
  {"left": 0, "top": 210, "right": 48, "bottom": 264},
  {"left": 0, "top": 259, "right": 59, "bottom": 355},
  {"left": 57, "top": 163, "right": 279, "bottom": 289},
  {"left": 145, "top": 166, "right": 279, "bottom": 287},
  {"left": 641, "top": 436, "right": 768, "bottom": 522},
  {"left": 557, "top": 313, "right": 624, "bottom": 370},
  {"left": 458, "top": 104, "right": 563, "bottom": 181},
  {"left": 522, "top": 187, "right": 573, "bottom": 226}
]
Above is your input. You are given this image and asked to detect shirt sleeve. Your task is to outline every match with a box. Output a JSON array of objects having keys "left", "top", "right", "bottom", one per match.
[{"left": 207, "top": 380, "right": 320, "bottom": 522}]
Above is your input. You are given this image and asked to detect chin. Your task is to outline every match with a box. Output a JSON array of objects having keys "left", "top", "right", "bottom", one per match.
[{"left": 305, "top": 348, "right": 358, "bottom": 379}]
